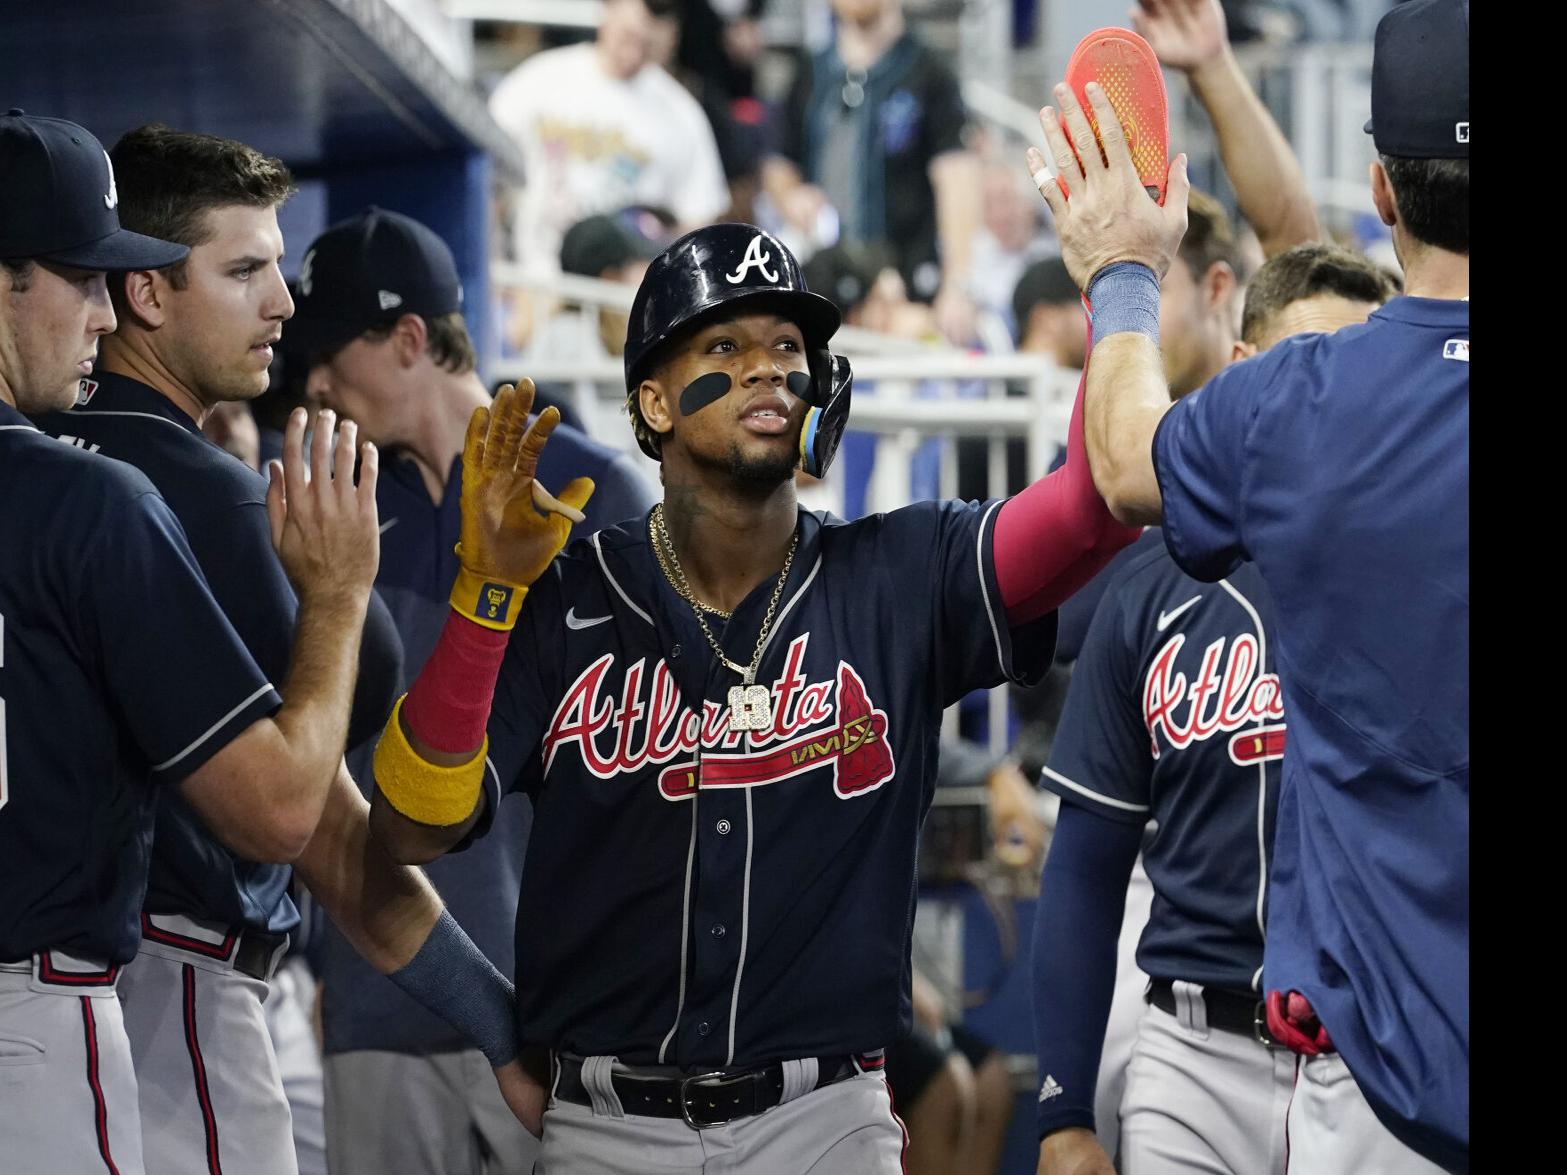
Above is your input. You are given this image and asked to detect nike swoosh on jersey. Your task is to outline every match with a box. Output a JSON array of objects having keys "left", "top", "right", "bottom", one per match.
[
  {"left": 565, "top": 607, "right": 612, "bottom": 630},
  {"left": 1156, "top": 595, "right": 1202, "bottom": 631},
  {"left": 378, "top": 517, "right": 400, "bottom": 535}
]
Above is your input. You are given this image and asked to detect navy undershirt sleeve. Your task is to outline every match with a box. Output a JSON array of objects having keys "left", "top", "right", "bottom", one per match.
[{"left": 1031, "top": 801, "right": 1145, "bottom": 1139}]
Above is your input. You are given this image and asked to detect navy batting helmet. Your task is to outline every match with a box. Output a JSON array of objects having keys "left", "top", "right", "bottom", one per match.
[{"left": 623, "top": 223, "right": 853, "bottom": 476}]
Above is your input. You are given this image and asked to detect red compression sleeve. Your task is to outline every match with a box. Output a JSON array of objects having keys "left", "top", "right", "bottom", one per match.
[
  {"left": 994, "top": 348, "right": 1142, "bottom": 625},
  {"left": 399, "top": 610, "right": 511, "bottom": 755}
]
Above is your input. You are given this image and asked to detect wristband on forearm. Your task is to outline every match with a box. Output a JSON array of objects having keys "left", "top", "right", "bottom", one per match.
[
  {"left": 1086, "top": 262, "right": 1161, "bottom": 344},
  {"left": 387, "top": 910, "right": 519, "bottom": 1068}
]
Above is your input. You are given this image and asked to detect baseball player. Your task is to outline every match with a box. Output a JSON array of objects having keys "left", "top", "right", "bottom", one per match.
[
  {"left": 0, "top": 110, "right": 377, "bottom": 1174},
  {"left": 1030, "top": 0, "right": 1469, "bottom": 1167},
  {"left": 1032, "top": 243, "right": 1398, "bottom": 1175},
  {"left": 286, "top": 205, "right": 655, "bottom": 1175},
  {"left": 31, "top": 125, "right": 528, "bottom": 1175},
  {"left": 360, "top": 220, "right": 1142, "bottom": 1173}
]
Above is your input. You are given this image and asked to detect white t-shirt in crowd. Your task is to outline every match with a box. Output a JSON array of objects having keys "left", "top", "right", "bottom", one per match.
[{"left": 489, "top": 43, "right": 730, "bottom": 276}]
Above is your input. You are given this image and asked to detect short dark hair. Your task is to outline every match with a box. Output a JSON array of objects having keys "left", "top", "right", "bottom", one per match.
[
  {"left": 1177, "top": 189, "right": 1239, "bottom": 280},
  {"left": 1381, "top": 155, "right": 1468, "bottom": 255},
  {"left": 361, "top": 311, "right": 478, "bottom": 375},
  {"left": 1240, "top": 242, "right": 1398, "bottom": 345},
  {"left": 2, "top": 259, "right": 35, "bottom": 292},
  {"left": 1011, "top": 257, "right": 1078, "bottom": 334},
  {"left": 107, "top": 124, "right": 296, "bottom": 303}
]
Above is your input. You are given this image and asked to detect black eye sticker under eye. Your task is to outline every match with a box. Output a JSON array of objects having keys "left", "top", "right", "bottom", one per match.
[
  {"left": 679, "top": 371, "right": 732, "bottom": 416},
  {"left": 786, "top": 371, "right": 812, "bottom": 398}
]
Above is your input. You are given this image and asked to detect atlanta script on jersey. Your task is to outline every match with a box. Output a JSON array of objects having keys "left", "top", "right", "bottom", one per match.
[
  {"left": 1042, "top": 532, "right": 1285, "bottom": 992},
  {"left": 472, "top": 502, "right": 1055, "bottom": 1070}
]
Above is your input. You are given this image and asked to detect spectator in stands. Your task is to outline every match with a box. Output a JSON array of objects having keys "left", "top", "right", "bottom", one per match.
[
  {"left": 487, "top": 0, "right": 730, "bottom": 280},
  {"left": 970, "top": 157, "right": 1059, "bottom": 341},
  {"left": 764, "top": 0, "right": 983, "bottom": 345},
  {"left": 673, "top": 0, "right": 772, "bottom": 222},
  {"left": 525, "top": 210, "right": 660, "bottom": 432},
  {"left": 1013, "top": 258, "right": 1086, "bottom": 372}
]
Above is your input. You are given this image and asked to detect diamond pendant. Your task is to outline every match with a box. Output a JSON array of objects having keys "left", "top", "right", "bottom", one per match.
[{"left": 727, "top": 685, "right": 772, "bottom": 732}]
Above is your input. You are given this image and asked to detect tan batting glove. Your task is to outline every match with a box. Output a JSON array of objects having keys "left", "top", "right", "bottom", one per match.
[{"left": 449, "top": 380, "right": 595, "bottom": 630}]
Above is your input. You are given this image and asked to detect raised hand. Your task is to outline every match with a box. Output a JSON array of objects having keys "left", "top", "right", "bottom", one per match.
[
  {"left": 266, "top": 406, "right": 380, "bottom": 601},
  {"left": 457, "top": 380, "right": 595, "bottom": 596},
  {"left": 1129, "top": 0, "right": 1229, "bottom": 74},
  {"left": 1026, "top": 81, "right": 1190, "bottom": 291}
]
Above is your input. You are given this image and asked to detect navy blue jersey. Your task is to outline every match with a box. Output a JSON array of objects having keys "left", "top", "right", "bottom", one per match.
[
  {"left": 1043, "top": 530, "right": 1282, "bottom": 992},
  {"left": 324, "top": 435, "right": 655, "bottom": 1056},
  {"left": 473, "top": 501, "right": 1055, "bottom": 1068},
  {"left": 35, "top": 372, "right": 403, "bottom": 935},
  {"left": 1153, "top": 297, "right": 1468, "bottom": 1167},
  {"left": 0, "top": 401, "right": 279, "bottom": 964}
]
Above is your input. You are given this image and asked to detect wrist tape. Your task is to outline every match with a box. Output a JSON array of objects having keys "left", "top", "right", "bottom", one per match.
[
  {"left": 388, "top": 910, "right": 519, "bottom": 1067},
  {"left": 1086, "top": 262, "right": 1161, "bottom": 344}
]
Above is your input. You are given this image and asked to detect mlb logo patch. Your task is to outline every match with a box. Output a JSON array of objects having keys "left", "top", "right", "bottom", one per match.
[
  {"left": 76, "top": 378, "right": 98, "bottom": 406},
  {"left": 1456, "top": 122, "right": 1469, "bottom": 144},
  {"left": 1443, "top": 338, "right": 1469, "bottom": 362}
]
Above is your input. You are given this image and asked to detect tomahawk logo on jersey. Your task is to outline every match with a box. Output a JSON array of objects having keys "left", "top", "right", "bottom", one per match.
[
  {"left": 476, "top": 502, "right": 1054, "bottom": 1070},
  {"left": 1042, "top": 531, "right": 1285, "bottom": 993}
]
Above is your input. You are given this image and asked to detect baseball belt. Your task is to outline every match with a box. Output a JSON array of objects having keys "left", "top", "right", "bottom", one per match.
[
  {"left": 554, "top": 1050, "right": 882, "bottom": 1129},
  {"left": 140, "top": 912, "right": 288, "bottom": 982},
  {"left": 1147, "top": 978, "right": 1285, "bottom": 1048}
]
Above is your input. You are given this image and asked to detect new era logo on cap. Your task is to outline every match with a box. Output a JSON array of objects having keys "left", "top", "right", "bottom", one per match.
[
  {"left": 1456, "top": 122, "right": 1469, "bottom": 143},
  {"left": 378, "top": 290, "right": 403, "bottom": 311}
]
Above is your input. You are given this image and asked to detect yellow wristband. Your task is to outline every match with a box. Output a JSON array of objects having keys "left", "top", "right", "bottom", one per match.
[
  {"left": 373, "top": 696, "right": 489, "bottom": 827},
  {"left": 449, "top": 546, "right": 528, "bottom": 631}
]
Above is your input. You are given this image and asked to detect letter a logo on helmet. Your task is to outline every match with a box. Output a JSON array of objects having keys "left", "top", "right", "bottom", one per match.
[{"left": 725, "top": 234, "right": 780, "bottom": 285}]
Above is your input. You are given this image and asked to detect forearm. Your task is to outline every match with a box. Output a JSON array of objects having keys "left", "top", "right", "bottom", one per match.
[
  {"left": 995, "top": 362, "right": 1141, "bottom": 624},
  {"left": 1086, "top": 332, "right": 1170, "bottom": 525},
  {"left": 1032, "top": 803, "right": 1143, "bottom": 1138},
  {"left": 930, "top": 151, "right": 983, "bottom": 287},
  {"left": 268, "top": 587, "right": 372, "bottom": 827},
  {"left": 293, "top": 765, "right": 442, "bottom": 973},
  {"left": 1189, "top": 49, "right": 1319, "bottom": 256}
]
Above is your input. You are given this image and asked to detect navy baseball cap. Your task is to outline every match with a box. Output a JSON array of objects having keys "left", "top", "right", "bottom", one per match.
[
  {"left": 0, "top": 110, "right": 189, "bottom": 270},
  {"left": 286, "top": 207, "right": 463, "bottom": 360},
  {"left": 560, "top": 214, "right": 656, "bottom": 278},
  {"left": 1364, "top": 0, "right": 1469, "bottom": 158}
]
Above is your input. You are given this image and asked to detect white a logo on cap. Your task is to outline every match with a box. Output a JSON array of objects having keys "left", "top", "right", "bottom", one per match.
[
  {"left": 378, "top": 290, "right": 403, "bottom": 311},
  {"left": 725, "top": 234, "right": 780, "bottom": 285},
  {"left": 102, "top": 151, "right": 118, "bottom": 211}
]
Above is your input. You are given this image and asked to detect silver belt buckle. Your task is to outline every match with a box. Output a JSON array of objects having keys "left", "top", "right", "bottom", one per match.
[{"left": 679, "top": 1070, "right": 743, "bottom": 1130}]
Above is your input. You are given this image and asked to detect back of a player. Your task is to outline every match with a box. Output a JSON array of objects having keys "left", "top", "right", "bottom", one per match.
[{"left": 1235, "top": 302, "right": 1468, "bottom": 1160}]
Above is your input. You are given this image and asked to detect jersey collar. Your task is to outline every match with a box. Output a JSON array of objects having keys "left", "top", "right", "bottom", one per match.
[
  {"left": 70, "top": 369, "right": 204, "bottom": 436},
  {"left": 0, "top": 399, "right": 37, "bottom": 429}
]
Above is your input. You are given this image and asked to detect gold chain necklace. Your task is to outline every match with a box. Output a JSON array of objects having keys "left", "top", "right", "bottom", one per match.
[{"left": 651, "top": 502, "right": 799, "bottom": 732}]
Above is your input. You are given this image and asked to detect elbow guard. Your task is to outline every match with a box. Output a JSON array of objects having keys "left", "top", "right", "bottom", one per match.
[{"left": 373, "top": 695, "right": 488, "bottom": 827}]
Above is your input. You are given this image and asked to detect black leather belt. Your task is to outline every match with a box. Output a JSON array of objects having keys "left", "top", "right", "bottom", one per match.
[
  {"left": 231, "top": 931, "right": 287, "bottom": 981},
  {"left": 1147, "top": 978, "right": 1283, "bottom": 1047},
  {"left": 554, "top": 1051, "right": 876, "bottom": 1129}
]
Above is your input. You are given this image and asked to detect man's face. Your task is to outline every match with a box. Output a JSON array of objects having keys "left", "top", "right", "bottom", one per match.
[
  {"left": 0, "top": 261, "right": 116, "bottom": 412},
  {"left": 160, "top": 204, "right": 292, "bottom": 405},
  {"left": 1159, "top": 256, "right": 1234, "bottom": 399},
  {"left": 598, "top": 0, "right": 657, "bottom": 80},
  {"left": 643, "top": 312, "right": 811, "bottom": 487},
  {"left": 305, "top": 333, "right": 404, "bottom": 443}
]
